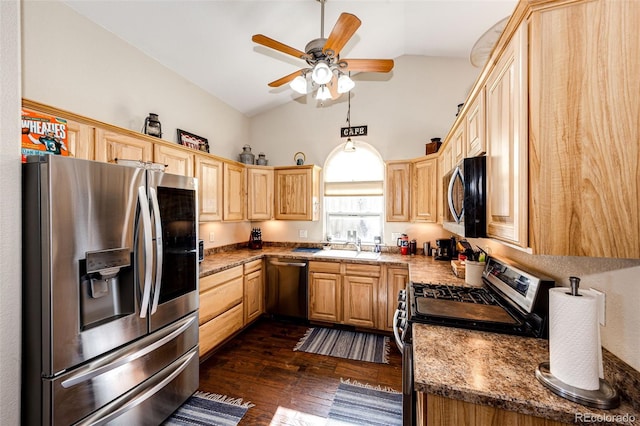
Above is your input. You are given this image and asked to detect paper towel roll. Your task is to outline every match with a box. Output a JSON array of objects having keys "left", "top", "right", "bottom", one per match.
[{"left": 548, "top": 287, "right": 602, "bottom": 390}]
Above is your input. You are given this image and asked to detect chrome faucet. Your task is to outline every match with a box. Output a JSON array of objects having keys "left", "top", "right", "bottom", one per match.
[{"left": 346, "top": 237, "right": 362, "bottom": 252}]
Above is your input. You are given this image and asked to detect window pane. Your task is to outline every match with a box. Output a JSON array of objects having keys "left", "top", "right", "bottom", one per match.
[
  {"left": 325, "top": 196, "right": 383, "bottom": 243},
  {"left": 324, "top": 147, "right": 384, "bottom": 182}
]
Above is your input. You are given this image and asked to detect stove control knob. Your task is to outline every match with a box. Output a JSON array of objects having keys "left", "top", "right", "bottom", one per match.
[
  {"left": 397, "top": 301, "right": 406, "bottom": 310},
  {"left": 397, "top": 290, "right": 406, "bottom": 302}
]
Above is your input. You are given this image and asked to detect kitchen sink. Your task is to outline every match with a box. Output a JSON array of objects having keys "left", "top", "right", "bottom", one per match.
[{"left": 312, "top": 250, "right": 380, "bottom": 260}]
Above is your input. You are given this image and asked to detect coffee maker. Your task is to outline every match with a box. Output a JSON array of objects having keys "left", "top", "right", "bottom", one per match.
[{"left": 435, "top": 238, "right": 454, "bottom": 260}]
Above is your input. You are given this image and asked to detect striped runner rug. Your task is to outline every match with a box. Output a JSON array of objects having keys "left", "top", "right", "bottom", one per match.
[
  {"left": 293, "top": 327, "right": 390, "bottom": 364},
  {"left": 162, "top": 391, "right": 253, "bottom": 426},
  {"left": 328, "top": 379, "right": 402, "bottom": 425}
]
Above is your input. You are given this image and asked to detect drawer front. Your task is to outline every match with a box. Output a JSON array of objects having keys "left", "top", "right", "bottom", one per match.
[
  {"left": 199, "top": 276, "right": 243, "bottom": 324},
  {"left": 243, "top": 259, "right": 262, "bottom": 274},
  {"left": 344, "top": 263, "right": 381, "bottom": 277},
  {"left": 200, "top": 265, "right": 243, "bottom": 293},
  {"left": 199, "top": 303, "right": 243, "bottom": 357},
  {"left": 309, "top": 261, "right": 341, "bottom": 274}
]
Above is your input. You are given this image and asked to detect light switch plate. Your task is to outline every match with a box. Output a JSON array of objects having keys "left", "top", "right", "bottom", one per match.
[
  {"left": 209, "top": 231, "right": 215, "bottom": 242},
  {"left": 590, "top": 288, "right": 605, "bottom": 326},
  {"left": 299, "top": 229, "right": 308, "bottom": 238}
]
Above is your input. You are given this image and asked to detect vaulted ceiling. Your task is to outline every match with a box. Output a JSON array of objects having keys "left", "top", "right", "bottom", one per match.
[{"left": 64, "top": 0, "right": 517, "bottom": 117}]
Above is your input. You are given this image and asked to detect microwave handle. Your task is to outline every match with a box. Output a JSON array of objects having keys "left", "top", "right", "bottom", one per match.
[{"left": 447, "top": 166, "right": 464, "bottom": 224}]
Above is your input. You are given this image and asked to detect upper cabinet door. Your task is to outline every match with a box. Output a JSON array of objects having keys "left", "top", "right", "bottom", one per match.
[
  {"left": 95, "top": 128, "right": 153, "bottom": 164},
  {"left": 466, "top": 88, "right": 486, "bottom": 158},
  {"left": 385, "top": 161, "right": 411, "bottom": 222},
  {"left": 223, "top": 162, "right": 246, "bottom": 221},
  {"left": 274, "top": 166, "right": 321, "bottom": 221},
  {"left": 64, "top": 119, "right": 95, "bottom": 160},
  {"left": 153, "top": 144, "right": 194, "bottom": 177},
  {"left": 485, "top": 22, "right": 528, "bottom": 248},
  {"left": 411, "top": 158, "right": 438, "bottom": 223},
  {"left": 195, "top": 155, "right": 223, "bottom": 222},
  {"left": 247, "top": 166, "right": 273, "bottom": 221}
]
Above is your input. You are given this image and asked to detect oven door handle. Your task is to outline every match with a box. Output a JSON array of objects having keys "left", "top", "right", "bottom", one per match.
[{"left": 393, "top": 308, "right": 404, "bottom": 352}]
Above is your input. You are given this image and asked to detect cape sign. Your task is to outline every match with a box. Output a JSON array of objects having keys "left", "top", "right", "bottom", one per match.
[{"left": 340, "top": 125, "right": 368, "bottom": 138}]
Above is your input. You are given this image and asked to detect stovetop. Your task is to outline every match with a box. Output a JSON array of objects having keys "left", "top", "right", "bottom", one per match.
[{"left": 405, "top": 257, "right": 555, "bottom": 338}]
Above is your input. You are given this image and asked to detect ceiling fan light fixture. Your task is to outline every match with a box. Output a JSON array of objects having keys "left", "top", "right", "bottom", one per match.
[
  {"left": 316, "top": 85, "right": 332, "bottom": 100},
  {"left": 337, "top": 74, "right": 355, "bottom": 93},
  {"left": 290, "top": 75, "right": 308, "bottom": 94},
  {"left": 311, "top": 62, "right": 333, "bottom": 85}
]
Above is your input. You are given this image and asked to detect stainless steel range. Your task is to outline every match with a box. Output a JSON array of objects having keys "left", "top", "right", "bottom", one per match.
[{"left": 394, "top": 256, "right": 555, "bottom": 425}]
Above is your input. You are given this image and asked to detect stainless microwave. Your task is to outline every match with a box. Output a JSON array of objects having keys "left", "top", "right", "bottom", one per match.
[{"left": 443, "top": 156, "right": 486, "bottom": 238}]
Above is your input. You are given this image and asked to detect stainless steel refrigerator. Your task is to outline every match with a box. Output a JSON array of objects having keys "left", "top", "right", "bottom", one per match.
[{"left": 22, "top": 155, "right": 200, "bottom": 425}]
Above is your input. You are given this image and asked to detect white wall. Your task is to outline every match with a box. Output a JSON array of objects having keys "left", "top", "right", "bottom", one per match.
[
  {"left": 0, "top": 1, "right": 22, "bottom": 424},
  {"left": 21, "top": 0, "right": 250, "bottom": 162}
]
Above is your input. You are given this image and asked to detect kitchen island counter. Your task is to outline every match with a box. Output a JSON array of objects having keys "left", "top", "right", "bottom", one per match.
[{"left": 413, "top": 323, "right": 639, "bottom": 425}]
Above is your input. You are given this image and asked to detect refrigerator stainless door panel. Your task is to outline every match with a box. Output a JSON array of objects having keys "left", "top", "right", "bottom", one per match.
[
  {"left": 44, "top": 312, "right": 198, "bottom": 426},
  {"left": 24, "top": 156, "right": 149, "bottom": 376},
  {"left": 147, "top": 171, "right": 199, "bottom": 333}
]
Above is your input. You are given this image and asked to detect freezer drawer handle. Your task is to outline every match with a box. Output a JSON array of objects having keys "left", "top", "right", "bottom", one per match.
[
  {"left": 73, "top": 348, "right": 197, "bottom": 426},
  {"left": 61, "top": 314, "right": 196, "bottom": 389},
  {"left": 137, "top": 186, "right": 153, "bottom": 318}
]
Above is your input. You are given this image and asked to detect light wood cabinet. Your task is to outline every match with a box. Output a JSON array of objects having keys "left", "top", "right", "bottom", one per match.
[
  {"left": 343, "top": 263, "right": 380, "bottom": 329},
  {"left": 385, "top": 161, "right": 411, "bottom": 222},
  {"left": 466, "top": 89, "right": 486, "bottom": 157},
  {"left": 452, "top": 122, "right": 466, "bottom": 165},
  {"left": 247, "top": 166, "right": 274, "bottom": 220},
  {"left": 308, "top": 261, "right": 381, "bottom": 329},
  {"left": 195, "top": 155, "right": 223, "bottom": 221},
  {"left": 527, "top": 0, "right": 640, "bottom": 258},
  {"left": 198, "top": 266, "right": 244, "bottom": 357},
  {"left": 153, "top": 143, "right": 194, "bottom": 177},
  {"left": 411, "top": 158, "right": 438, "bottom": 223},
  {"left": 65, "top": 119, "right": 95, "bottom": 160},
  {"left": 243, "top": 259, "right": 264, "bottom": 325},
  {"left": 94, "top": 128, "right": 153, "bottom": 163},
  {"left": 223, "top": 162, "right": 245, "bottom": 221},
  {"left": 308, "top": 261, "right": 342, "bottom": 323},
  {"left": 274, "top": 165, "right": 321, "bottom": 221},
  {"left": 384, "top": 266, "right": 409, "bottom": 331},
  {"left": 485, "top": 21, "right": 528, "bottom": 248},
  {"left": 416, "top": 393, "right": 569, "bottom": 426}
]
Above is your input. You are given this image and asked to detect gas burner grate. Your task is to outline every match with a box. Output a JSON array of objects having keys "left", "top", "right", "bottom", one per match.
[{"left": 412, "top": 282, "right": 498, "bottom": 305}]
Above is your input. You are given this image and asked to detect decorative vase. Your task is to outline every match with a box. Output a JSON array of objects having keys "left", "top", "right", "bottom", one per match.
[
  {"left": 239, "top": 145, "right": 255, "bottom": 164},
  {"left": 256, "top": 153, "right": 268, "bottom": 166}
]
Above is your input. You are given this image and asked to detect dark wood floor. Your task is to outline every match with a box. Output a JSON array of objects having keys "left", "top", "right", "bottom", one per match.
[{"left": 198, "top": 316, "right": 403, "bottom": 425}]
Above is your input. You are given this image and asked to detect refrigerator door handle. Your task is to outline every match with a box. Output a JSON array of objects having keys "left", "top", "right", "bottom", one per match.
[
  {"left": 72, "top": 348, "right": 197, "bottom": 426},
  {"left": 61, "top": 314, "right": 196, "bottom": 389},
  {"left": 149, "top": 187, "right": 163, "bottom": 315},
  {"left": 137, "top": 186, "right": 153, "bottom": 318}
]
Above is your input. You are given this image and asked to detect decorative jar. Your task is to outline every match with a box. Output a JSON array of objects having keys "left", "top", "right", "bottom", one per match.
[{"left": 239, "top": 145, "right": 255, "bottom": 164}]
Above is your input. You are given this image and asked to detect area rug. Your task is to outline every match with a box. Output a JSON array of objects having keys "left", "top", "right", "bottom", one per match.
[
  {"left": 162, "top": 391, "right": 253, "bottom": 426},
  {"left": 327, "top": 379, "right": 402, "bottom": 425},
  {"left": 293, "top": 327, "right": 390, "bottom": 364}
]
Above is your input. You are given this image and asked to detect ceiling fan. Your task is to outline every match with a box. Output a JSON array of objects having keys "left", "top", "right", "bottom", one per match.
[{"left": 252, "top": 0, "right": 394, "bottom": 101}]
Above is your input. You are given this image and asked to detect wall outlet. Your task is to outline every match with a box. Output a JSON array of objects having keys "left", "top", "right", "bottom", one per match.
[
  {"left": 391, "top": 232, "right": 401, "bottom": 241},
  {"left": 590, "top": 288, "right": 606, "bottom": 326},
  {"left": 299, "top": 229, "right": 308, "bottom": 239},
  {"left": 209, "top": 231, "right": 215, "bottom": 242}
]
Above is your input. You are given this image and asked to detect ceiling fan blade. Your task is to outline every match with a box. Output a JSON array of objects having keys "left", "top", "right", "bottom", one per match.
[
  {"left": 252, "top": 34, "right": 308, "bottom": 60},
  {"left": 268, "top": 69, "right": 304, "bottom": 88},
  {"left": 342, "top": 59, "right": 395, "bottom": 73},
  {"left": 323, "top": 13, "right": 361, "bottom": 56}
]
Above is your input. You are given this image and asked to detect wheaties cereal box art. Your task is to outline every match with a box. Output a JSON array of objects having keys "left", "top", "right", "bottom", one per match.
[{"left": 21, "top": 109, "right": 69, "bottom": 162}]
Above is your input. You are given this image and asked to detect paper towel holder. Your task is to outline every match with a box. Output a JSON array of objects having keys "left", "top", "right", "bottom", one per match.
[{"left": 535, "top": 362, "right": 619, "bottom": 409}]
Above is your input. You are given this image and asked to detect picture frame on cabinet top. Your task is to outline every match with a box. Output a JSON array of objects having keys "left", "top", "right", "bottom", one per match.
[{"left": 177, "top": 128, "right": 209, "bottom": 153}]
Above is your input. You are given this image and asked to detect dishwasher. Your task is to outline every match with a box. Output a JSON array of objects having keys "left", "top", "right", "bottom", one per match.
[{"left": 266, "top": 258, "right": 308, "bottom": 320}]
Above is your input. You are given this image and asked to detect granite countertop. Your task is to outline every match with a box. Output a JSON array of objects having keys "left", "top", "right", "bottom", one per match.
[
  {"left": 199, "top": 246, "right": 466, "bottom": 285},
  {"left": 413, "top": 324, "right": 640, "bottom": 425}
]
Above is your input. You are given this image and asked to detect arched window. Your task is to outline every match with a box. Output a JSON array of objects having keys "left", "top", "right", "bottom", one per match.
[{"left": 323, "top": 141, "right": 384, "bottom": 244}]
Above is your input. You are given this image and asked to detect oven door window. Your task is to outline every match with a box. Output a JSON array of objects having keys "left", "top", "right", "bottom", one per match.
[
  {"left": 447, "top": 166, "right": 464, "bottom": 224},
  {"left": 156, "top": 186, "right": 197, "bottom": 304}
]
